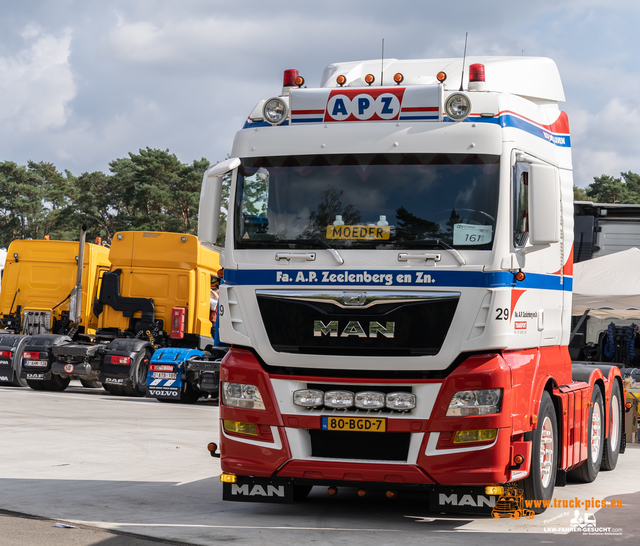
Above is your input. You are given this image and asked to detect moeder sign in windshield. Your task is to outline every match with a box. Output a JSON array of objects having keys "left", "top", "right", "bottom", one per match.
[{"left": 234, "top": 153, "right": 499, "bottom": 250}]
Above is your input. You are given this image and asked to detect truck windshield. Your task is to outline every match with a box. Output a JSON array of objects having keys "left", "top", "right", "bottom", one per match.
[{"left": 234, "top": 153, "right": 499, "bottom": 250}]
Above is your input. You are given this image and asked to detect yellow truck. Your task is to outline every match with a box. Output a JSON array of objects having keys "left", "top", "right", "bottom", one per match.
[
  {"left": 0, "top": 235, "right": 110, "bottom": 389},
  {"left": 49, "top": 231, "right": 226, "bottom": 401}
]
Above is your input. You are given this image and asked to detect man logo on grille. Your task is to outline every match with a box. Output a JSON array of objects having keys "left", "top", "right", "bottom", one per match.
[
  {"left": 343, "top": 293, "right": 367, "bottom": 306},
  {"left": 313, "top": 320, "right": 395, "bottom": 338}
]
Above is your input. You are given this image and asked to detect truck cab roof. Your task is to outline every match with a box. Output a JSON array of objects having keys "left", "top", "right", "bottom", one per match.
[{"left": 320, "top": 56, "right": 564, "bottom": 101}]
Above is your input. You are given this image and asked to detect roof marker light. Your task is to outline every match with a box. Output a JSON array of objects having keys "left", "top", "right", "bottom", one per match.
[
  {"left": 282, "top": 69, "right": 299, "bottom": 87},
  {"left": 336, "top": 75, "right": 346, "bottom": 87},
  {"left": 365, "top": 74, "right": 375, "bottom": 86},
  {"left": 393, "top": 73, "right": 404, "bottom": 85},
  {"left": 468, "top": 64, "right": 487, "bottom": 91},
  {"left": 437, "top": 71, "right": 447, "bottom": 83},
  {"left": 469, "top": 63, "right": 485, "bottom": 82},
  {"left": 294, "top": 75, "right": 305, "bottom": 87}
]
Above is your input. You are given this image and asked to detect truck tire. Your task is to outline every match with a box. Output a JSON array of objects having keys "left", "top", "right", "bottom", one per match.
[
  {"left": 11, "top": 360, "right": 28, "bottom": 388},
  {"left": 523, "top": 391, "right": 557, "bottom": 513},
  {"left": 103, "top": 383, "right": 125, "bottom": 396},
  {"left": 122, "top": 350, "right": 149, "bottom": 397},
  {"left": 40, "top": 374, "right": 71, "bottom": 392},
  {"left": 568, "top": 387, "right": 604, "bottom": 483},
  {"left": 156, "top": 383, "right": 200, "bottom": 404},
  {"left": 601, "top": 380, "right": 622, "bottom": 471},
  {"left": 80, "top": 379, "right": 102, "bottom": 389},
  {"left": 26, "top": 379, "right": 45, "bottom": 391},
  {"left": 179, "top": 383, "right": 201, "bottom": 404}
]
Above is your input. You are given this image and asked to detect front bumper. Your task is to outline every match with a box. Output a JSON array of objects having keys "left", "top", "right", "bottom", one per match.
[{"left": 219, "top": 348, "right": 527, "bottom": 488}]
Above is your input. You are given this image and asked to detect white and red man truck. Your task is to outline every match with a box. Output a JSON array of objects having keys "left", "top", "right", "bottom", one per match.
[{"left": 200, "top": 56, "right": 624, "bottom": 513}]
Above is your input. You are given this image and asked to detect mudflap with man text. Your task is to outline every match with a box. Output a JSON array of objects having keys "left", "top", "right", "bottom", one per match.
[
  {"left": 430, "top": 486, "right": 497, "bottom": 514},
  {"left": 223, "top": 476, "right": 294, "bottom": 503}
]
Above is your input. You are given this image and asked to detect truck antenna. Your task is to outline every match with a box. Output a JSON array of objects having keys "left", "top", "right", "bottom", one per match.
[
  {"left": 381, "top": 38, "right": 385, "bottom": 86},
  {"left": 459, "top": 32, "right": 468, "bottom": 91}
]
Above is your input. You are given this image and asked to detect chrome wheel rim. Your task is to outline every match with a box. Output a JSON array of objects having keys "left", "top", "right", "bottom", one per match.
[
  {"left": 591, "top": 401, "right": 602, "bottom": 462},
  {"left": 609, "top": 394, "right": 620, "bottom": 453},
  {"left": 540, "top": 416, "right": 554, "bottom": 488}
]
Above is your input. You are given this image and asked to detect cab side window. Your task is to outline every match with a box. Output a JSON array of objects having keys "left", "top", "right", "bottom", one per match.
[{"left": 513, "top": 162, "right": 529, "bottom": 247}]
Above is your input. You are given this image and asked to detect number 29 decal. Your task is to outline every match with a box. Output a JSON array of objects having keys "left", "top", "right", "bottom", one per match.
[{"left": 495, "top": 307, "right": 509, "bottom": 320}]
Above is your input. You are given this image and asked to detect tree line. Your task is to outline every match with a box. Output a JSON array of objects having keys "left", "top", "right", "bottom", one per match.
[
  {"left": 1, "top": 147, "right": 637, "bottom": 251},
  {"left": 574, "top": 172, "right": 640, "bottom": 203},
  {"left": 0, "top": 148, "right": 229, "bottom": 249}
]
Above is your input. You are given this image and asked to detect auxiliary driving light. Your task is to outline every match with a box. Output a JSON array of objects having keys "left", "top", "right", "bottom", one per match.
[
  {"left": 355, "top": 391, "right": 385, "bottom": 410},
  {"left": 445, "top": 93, "right": 471, "bottom": 120},
  {"left": 223, "top": 420, "right": 259, "bottom": 437},
  {"left": 263, "top": 97, "right": 288, "bottom": 125},
  {"left": 385, "top": 392, "right": 416, "bottom": 411},
  {"left": 453, "top": 429, "right": 497, "bottom": 444},
  {"left": 324, "top": 390, "right": 354, "bottom": 408},
  {"left": 293, "top": 389, "right": 324, "bottom": 408}
]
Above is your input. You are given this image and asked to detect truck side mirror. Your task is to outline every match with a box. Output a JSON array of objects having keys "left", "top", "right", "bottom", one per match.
[
  {"left": 528, "top": 164, "right": 560, "bottom": 245},
  {"left": 198, "top": 158, "right": 241, "bottom": 246}
]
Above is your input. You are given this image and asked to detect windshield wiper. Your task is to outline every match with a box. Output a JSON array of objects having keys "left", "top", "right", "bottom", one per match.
[
  {"left": 281, "top": 238, "right": 344, "bottom": 265},
  {"left": 401, "top": 239, "right": 466, "bottom": 265}
]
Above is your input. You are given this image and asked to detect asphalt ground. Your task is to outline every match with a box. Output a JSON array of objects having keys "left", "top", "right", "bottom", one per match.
[{"left": 0, "top": 381, "right": 639, "bottom": 545}]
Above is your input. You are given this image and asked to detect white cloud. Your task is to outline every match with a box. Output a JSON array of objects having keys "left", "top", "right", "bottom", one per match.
[
  {"left": 571, "top": 97, "right": 640, "bottom": 186},
  {"left": 0, "top": 26, "right": 76, "bottom": 134}
]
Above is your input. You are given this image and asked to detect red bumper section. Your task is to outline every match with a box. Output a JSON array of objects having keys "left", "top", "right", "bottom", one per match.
[{"left": 219, "top": 348, "right": 523, "bottom": 487}]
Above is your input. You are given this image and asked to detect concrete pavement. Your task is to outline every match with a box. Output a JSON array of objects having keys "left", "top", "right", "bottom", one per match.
[{"left": 0, "top": 382, "right": 639, "bottom": 545}]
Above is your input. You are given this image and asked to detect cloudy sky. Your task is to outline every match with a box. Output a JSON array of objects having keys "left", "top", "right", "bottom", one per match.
[{"left": 0, "top": 0, "right": 638, "bottom": 187}]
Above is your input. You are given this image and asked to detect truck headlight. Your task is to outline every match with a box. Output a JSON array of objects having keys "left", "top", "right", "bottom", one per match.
[
  {"left": 446, "top": 388, "right": 502, "bottom": 416},
  {"left": 445, "top": 93, "right": 471, "bottom": 120},
  {"left": 221, "top": 382, "right": 265, "bottom": 410},
  {"left": 263, "top": 97, "right": 288, "bottom": 125}
]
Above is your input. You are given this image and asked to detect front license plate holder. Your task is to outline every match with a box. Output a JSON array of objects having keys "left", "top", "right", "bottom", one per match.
[
  {"left": 321, "top": 416, "right": 386, "bottom": 432},
  {"left": 223, "top": 476, "right": 294, "bottom": 503}
]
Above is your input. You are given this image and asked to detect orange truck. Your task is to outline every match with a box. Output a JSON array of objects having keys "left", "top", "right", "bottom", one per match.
[
  {"left": 0, "top": 235, "right": 110, "bottom": 389},
  {"left": 48, "top": 231, "right": 226, "bottom": 401}
]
